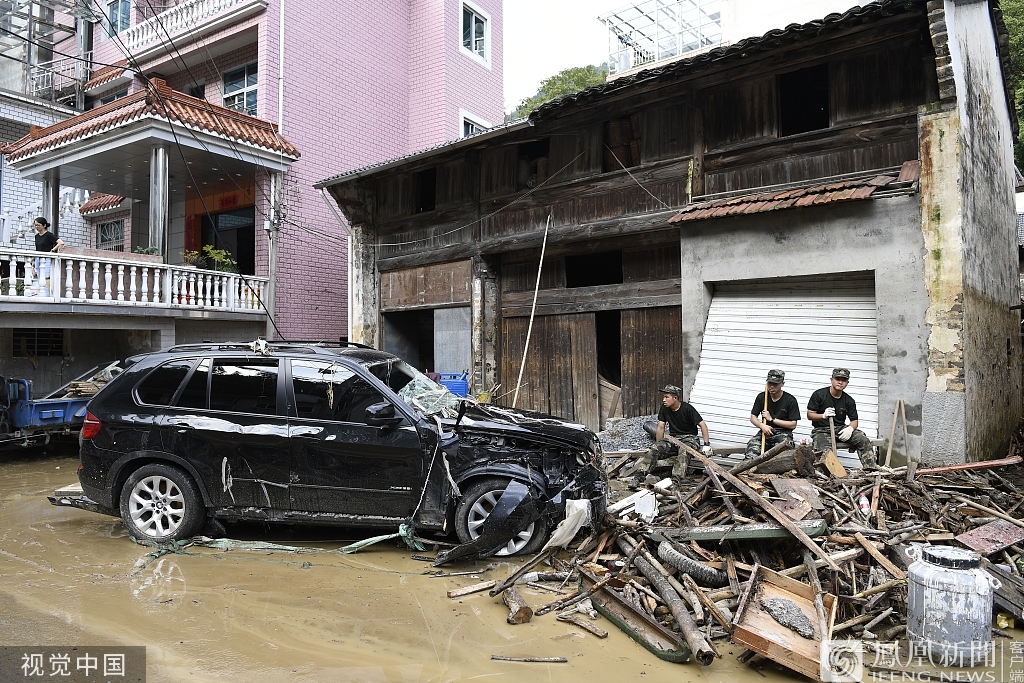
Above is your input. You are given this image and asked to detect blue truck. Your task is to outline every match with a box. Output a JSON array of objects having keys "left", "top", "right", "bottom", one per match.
[{"left": 0, "top": 363, "right": 120, "bottom": 451}]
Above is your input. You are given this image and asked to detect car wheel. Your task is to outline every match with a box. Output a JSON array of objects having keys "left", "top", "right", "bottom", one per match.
[
  {"left": 455, "top": 478, "right": 548, "bottom": 556},
  {"left": 119, "top": 463, "right": 205, "bottom": 542}
]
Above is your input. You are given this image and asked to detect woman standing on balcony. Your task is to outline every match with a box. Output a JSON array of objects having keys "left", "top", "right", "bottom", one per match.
[{"left": 33, "top": 217, "right": 62, "bottom": 296}]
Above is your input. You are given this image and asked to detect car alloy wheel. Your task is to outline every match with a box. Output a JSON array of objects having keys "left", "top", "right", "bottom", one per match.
[
  {"left": 466, "top": 489, "right": 537, "bottom": 556},
  {"left": 128, "top": 474, "right": 186, "bottom": 538}
]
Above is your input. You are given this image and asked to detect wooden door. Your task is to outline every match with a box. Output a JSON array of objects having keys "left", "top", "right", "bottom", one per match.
[
  {"left": 501, "top": 313, "right": 599, "bottom": 430},
  {"left": 621, "top": 306, "right": 683, "bottom": 417}
]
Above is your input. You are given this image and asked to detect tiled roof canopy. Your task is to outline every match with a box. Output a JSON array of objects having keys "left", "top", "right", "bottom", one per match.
[
  {"left": 668, "top": 162, "right": 920, "bottom": 224},
  {"left": 84, "top": 61, "right": 129, "bottom": 91},
  {"left": 3, "top": 78, "right": 300, "bottom": 161},
  {"left": 80, "top": 192, "right": 125, "bottom": 215}
]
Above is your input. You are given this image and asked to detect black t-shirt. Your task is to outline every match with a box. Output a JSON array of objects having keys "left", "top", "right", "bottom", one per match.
[
  {"left": 750, "top": 391, "right": 800, "bottom": 429},
  {"left": 658, "top": 402, "right": 703, "bottom": 437},
  {"left": 35, "top": 230, "right": 56, "bottom": 253},
  {"left": 807, "top": 387, "right": 858, "bottom": 430}
]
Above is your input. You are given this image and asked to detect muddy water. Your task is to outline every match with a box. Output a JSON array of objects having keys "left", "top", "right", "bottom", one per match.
[{"left": 1, "top": 453, "right": 1019, "bottom": 683}]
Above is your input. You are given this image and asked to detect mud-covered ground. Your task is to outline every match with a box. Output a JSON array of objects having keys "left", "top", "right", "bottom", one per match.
[{"left": 1, "top": 448, "right": 1020, "bottom": 682}]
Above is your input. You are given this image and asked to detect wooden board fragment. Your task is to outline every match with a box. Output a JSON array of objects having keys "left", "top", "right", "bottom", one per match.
[
  {"left": 822, "top": 450, "right": 848, "bottom": 478},
  {"left": 853, "top": 532, "right": 906, "bottom": 580},
  {"left": 556, "top": 612, "right": 609, "bottom": 637},
  {"left": 447, "top": 580, "right": 496, "bottom": 598},
  {"left": 732, "top": 565, "right": 838, "bottom": 681}
]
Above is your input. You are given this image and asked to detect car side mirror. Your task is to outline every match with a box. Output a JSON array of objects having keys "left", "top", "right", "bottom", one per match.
[{"left": 365, "top": 402, "right": 403, "bottom": 428}]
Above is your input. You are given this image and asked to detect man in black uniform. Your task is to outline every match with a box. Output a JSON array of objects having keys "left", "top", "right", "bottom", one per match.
[
  {"left": 743, "top": 369, "right": 800, "bottom": 459},
  {"left": 634, "top": 384, "right": 711, "bottom": 480},
  {"left": 806, "top": 368, "right": 878, "bottom": 470}
]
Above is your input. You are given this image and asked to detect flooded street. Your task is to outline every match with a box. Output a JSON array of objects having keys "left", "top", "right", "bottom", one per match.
[
  {"left": 0, "top": 450, "right": 1019, "bottom": 683},
  {"left": 0, "top": 450, "right": 778, "bottom": 683}
]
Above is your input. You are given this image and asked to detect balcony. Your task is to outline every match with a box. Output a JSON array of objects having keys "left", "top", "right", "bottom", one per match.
[
  {"left": 120, "top": 0, "right": 267, "bottom": 62},
  {"left": 1, "top": 247, "right": 267, "bottom": 317}
]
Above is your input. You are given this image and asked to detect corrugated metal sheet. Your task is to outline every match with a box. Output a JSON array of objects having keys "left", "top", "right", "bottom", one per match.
[{"left": 688, "top": 275, "right": 878, "bottom": 468}]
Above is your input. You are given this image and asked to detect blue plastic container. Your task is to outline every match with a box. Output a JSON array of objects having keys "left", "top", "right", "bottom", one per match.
[{"left": 439, "top": 372, "right": 469, "bottom": 397}]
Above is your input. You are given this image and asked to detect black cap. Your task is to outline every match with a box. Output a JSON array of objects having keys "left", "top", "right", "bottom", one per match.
[
  {"left": 922, "top": 545, "right": 980, "bottom": 569},
  {"left": 660, "top": 384, "right": 681, "bottom": 398}
]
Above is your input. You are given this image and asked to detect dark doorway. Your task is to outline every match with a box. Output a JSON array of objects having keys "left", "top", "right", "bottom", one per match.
[
  {"left": 382, "top": 310, "right": 434, "bottom": 371},
  {"left": 201, "top": 207, "right": 256, "bottom": 275},
  {"left": 595, "top": 309, "right": 621, "bottom": 386}
]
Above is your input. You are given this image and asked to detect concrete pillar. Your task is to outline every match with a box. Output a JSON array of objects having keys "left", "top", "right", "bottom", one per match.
[
  {"left": 348, "top": 223, "right": 379, "bottom": 347},
  {"left": 42, "top": 169, "right": 59, "bottom": 238},
  {"left": 149, "top": 145, "right": 169, "bottom": 258},
  {"left": 471, "top": 256, "right": 499, "bottom": 396}
]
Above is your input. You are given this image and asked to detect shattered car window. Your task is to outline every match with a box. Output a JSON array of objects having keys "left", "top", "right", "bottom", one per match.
[{"left": 367, "top": 359, "right": 460, "bottom": 417}]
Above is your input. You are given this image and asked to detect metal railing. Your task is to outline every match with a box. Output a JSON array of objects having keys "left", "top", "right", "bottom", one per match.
[
  {"left": 29, "top": 52, "right": 91, "bottom": 107},
  {"left": 600, "top": 0, "right": 723, "bottom": 76},
  {"left": 120, "top": 0, "right": 264, "bottom": 56},
  {"left": 0, "top": 247, "right": 268, "bottom": 314}
]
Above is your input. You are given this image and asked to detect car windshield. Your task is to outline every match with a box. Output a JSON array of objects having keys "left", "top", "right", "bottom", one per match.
[{"left": 366, "top": 358, "right": 460, "bottom": 417}]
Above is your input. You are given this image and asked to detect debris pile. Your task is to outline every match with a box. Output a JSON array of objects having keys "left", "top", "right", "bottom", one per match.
[
  {"left": 597, "top": 415, "right": 656, "bottom": 452},
  {"left": 442, "top": 430, "right": 1024, "bottom": 677}
]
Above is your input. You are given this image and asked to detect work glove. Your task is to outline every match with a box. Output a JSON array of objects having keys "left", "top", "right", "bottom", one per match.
[
  {"left": 823, "top": 407, "right": 836, "bottom": 418},
  {"left": 838, "top": 425, "right": 854, "bottom": 441},
  {"left": 701, "top": 444, "right": 713, "bottom": 456}
]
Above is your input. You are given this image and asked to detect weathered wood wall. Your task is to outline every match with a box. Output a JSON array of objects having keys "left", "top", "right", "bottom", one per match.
[{"left": 621, "top": 307, "right": 684, "bottom": 417}]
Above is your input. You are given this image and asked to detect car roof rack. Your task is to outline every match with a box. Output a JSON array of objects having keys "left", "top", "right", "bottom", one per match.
[{"left": 164, "top": 338, "right": 377, "bottom": 353}]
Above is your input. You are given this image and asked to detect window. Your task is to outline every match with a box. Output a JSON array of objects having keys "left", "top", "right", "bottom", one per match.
[
  {"left": 187, "top": 82, "right": 206, "bottom": 100},
  {"left": 106, "top": 0, "right": 130, "bottom": 36},
  {"left": 136, "top": 360, "right": 195, "bottom": 406},
  {"left": 209, "top": 360, "right": 279, "bottom": 415},
  {"left": 778, "top": 64, "right": 830, "bottom": 137},
  {"left": 414, "top": 168, "right": 436, "bottom": 213},
  {"left": 223, "top": 63, "right": 257, "bottom": 117},
  {"left": 603, "top": 116, "right": 642, "bottom": 172},
  {"left": 291, "top": 360, "right": 387, "bottom": 424},
  {"left": 463, "top": 118, "right": 485, "bottom": 138},
  {"left": 96, "top": 219, "right": 124, "bottom": 252},
  {"left": 13, "top": 329, "right": 63, "bottom": 357},
  {"left": 99, "top": 89, "right": 128, "bottom": 105},
  {"left": 461, "top": 3, "right": 488, "bottom": 62},
  {"left": 176, "top": 359, "right": 209, "bottom": 409},
  {"left": 566, "top": 251, "right": 623, "bottom": 287}
]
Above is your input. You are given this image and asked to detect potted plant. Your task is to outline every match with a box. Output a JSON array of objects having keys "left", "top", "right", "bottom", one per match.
[
  {"left": 180, "top": 249, "right": 206, "bottom": 268},
  {"left": 202, "top": 245, "right": 239, "bottom": 273}
]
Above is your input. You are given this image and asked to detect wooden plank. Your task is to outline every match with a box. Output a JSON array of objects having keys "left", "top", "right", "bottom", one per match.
[
  {"left": 822, "top": 450, "right": 848, "bottom": 478},
  {"left": 622, "top": 244, "right": 681, "bottom": 282},
  {"left": 447, "top": 580, "right": 497, "bottom": 598},
  {"left": 380, "top": 260, "right": 473, "bottom": 310},
  {"left": 569, "top": 313, "right": 600, "bottom": 430},
  {"left": 853, "top": 532, "right": 906, "bottom": 580},
  {"left": 548, "top": 316, "right": 574, "bottom": 422}
]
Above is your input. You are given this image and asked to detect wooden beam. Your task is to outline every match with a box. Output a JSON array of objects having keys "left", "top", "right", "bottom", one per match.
[{"left": 853, "top": 532, "right": 906, "bottom": 580}]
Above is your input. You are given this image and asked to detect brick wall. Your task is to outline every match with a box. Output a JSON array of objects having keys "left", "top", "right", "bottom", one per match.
[{"left": 0, "top": 98, "right": 88, "bottom": 250}]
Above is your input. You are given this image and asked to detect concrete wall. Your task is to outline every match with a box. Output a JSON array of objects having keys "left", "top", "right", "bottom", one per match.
[
  {"left": 679, "top": 196, "right": 929, "bottom": 465},
  {"left": 945, "top": 0, "right": 1023, "bottom": 461}
]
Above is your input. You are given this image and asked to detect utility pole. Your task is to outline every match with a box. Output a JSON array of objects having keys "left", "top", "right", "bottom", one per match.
[{"left": 265, "top": 172, "right": 282, "bottom": 339}]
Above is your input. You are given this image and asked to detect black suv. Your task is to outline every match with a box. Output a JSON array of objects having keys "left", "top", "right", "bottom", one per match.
[{"left": 74, "top": 342, "right": 606, "bottom": 556}]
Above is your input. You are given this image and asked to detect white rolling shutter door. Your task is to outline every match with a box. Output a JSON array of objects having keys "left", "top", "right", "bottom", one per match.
[{"left": 688, "top": 275, "right": 878, "bottom": 469}]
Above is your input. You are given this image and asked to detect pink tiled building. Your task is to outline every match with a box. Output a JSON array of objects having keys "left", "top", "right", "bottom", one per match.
[{"left": 2, "top": 0, "right": 503, "bottom": 374}]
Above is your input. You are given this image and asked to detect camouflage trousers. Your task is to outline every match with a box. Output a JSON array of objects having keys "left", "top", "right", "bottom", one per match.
[
  {"left": 743, "top": 429, "right": 794, "bottom": 459},
  {"left": 811, "top": 427, "right": 879, "bottom": 469},
  {"left": 635, "top": 434, "right": 701, "bottom": 479}
]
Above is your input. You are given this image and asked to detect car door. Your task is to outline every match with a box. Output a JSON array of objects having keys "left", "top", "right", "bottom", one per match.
[
  {"left": 162, "top": 357, "right": 291, "bottom": 509},
  {"left": 287, "top": 358, "right": 426, "bottom": 519}
]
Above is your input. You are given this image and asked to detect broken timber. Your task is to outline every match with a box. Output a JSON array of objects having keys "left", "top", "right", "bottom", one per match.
[
  {"left": 668, "top": 436, "right": 840, "bottom": 571},
  {"left": 654, "top": 519, "right": 829, "bottom": 542}
]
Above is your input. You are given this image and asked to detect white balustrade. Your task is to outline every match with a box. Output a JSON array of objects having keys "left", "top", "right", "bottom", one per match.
[
  {"left": 0, "top": 247, "right": 268, "bottom": 315},
  {"left": 121, "top": 0, "right": 265, "bottom": 58}
]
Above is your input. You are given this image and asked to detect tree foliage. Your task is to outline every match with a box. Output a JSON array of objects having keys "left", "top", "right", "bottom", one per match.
[
  {"left": 1004, "top": 0, "right": 1024, "bottom": 168},
  {"left": 508, "top": 64, "right": 608, "bottom": 121}
]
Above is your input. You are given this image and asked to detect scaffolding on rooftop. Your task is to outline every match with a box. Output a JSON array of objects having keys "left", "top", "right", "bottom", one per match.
[{"left": 599, "top": 0, "right": 723, "bottom": 77}]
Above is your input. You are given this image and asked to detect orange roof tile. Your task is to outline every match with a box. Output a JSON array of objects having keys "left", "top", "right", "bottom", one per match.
[
  {"left": 84, "top": 61, "right": 129, "bottom": 91},
  {"left": 80, "top": 192, "right": 125, "bottom": 215},
  {"left": 668, "top": 172, "right": 907, "bottom": 225},
  {"left": 3, "top": 78, "right": 299, "bottom": 161}
]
